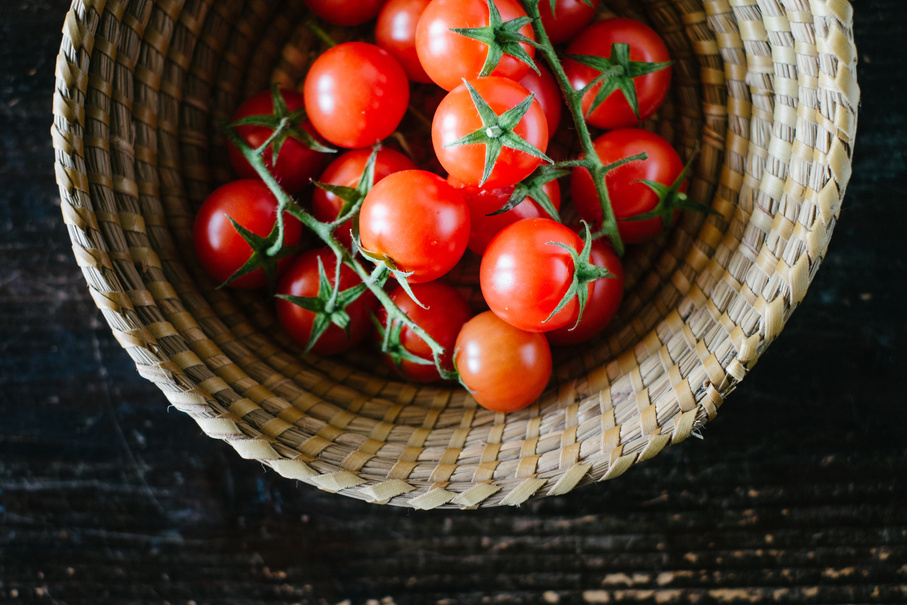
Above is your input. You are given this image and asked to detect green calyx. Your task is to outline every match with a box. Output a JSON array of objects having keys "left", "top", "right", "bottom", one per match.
[
  {"left": 229, "top": 84, "right": 334, "bottom": 162},
  {"left": 311, "top": 145, "right": 382, "bottom": 234},
  {"left": 449, "top": 0, "right": 539, "bottom": 78},
  {"left": 567, "top": 43, "right": 671, "bottom": 122},
  {"left": 371, "top": 313, "right": 435, "bottom": 372},
  {"left": 488, "top": 163, "right": 567, "bottom": 221},
  {"left": 443, "top": 79, "right": 552, "bottom": 187},
  {"left": 626, "top": 143, "right": 718, "bottom": 231},
  {"left": 219, "top": 217, "right": 301, "bottom": 292},
  {"left": 544, "top": 223, "right": 616, "bottom": 329},
  {"left": 275, "top": 256, "right": 370, "bottom": 353}
]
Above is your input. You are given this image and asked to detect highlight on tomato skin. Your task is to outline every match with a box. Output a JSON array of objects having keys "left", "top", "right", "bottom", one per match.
[
  {"left": 454, "top": 310, "right": 553, "bottom": 413},
  {"left": 310, "top": 147, "right": 416, "bottom": 248},
  {"left": 375, "top": 0, "right": 434, "bottom": 84},
  {"left": 358, "top": 169, "right": 471, "bottom": 284},
  {"left": 303, "top": 42, "right": 411, "bottom": 149},
  {"left": 414, "top": 0, "right": 536, "bottom": 92},
  {"left": 479, "top": 218, "right": 586, "bottom": 333}
]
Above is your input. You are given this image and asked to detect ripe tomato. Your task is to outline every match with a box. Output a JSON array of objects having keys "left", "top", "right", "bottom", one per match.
[
  {"left": 376, "top": 281, "right": 473, "bottom": 383},
  {"left": 415, "top": 0, "right": 536, "bottom": 92},
  {"left": 454, "top": 310, "right": 552, "bottom": 413},
  {"left": 226, "top": 88, "right": 329, "bottom": 196},
  {"left": 432, "top": 77, "right": 548, "bottom": 189},
  {"left": 375, "top": 0, "right": 433, "bottom": 84},
  {"left": 358, "top": 170, "right": 470, "bottom": 283},
  {"left": 563, "top": 18, "right": 671, "bottom": 130},
  {"left": 448, "top": 175, "right": 561, "bottom": 254},
  {"left": 303, "top": 42, "right": 410, "bottom": 149},
  {"left": 480, "top": 218, "right": 586, "bottom": 332},
  {"left": 303, "top": 0, "right": 387, "bottom": 26},
  {"left": 275, "top": 249, "right": 374, "bottom": 355},
  {"left": 538, "top": 0, "right": 601, "bottom": 44},
  {"left": 546, "top": 236, "right": 623, "bottom": 346},
  {"left": 518, "top": 63, "right": 563, "bottom": 142},
  {"left": 193, "top": 180, "right": 304, "bottom": 289},
  {"left": 570, "top": 128, "right": 685, "bottom": 244},
  {"left": 311, "top": 147, "right": 416, "bottom": 248}
]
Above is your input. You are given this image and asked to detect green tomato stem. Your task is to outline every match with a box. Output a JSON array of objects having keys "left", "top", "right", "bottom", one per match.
[
  {"left": 520, "top": 0, "right": 626, "bottom": 257},
  {"left": 222, "top": 122, "right": 448, "bottom": 363}
]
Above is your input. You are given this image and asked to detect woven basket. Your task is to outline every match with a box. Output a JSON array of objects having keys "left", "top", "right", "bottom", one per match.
[{"left": 52, "top": 0, "right": 859, "bottom": 509}]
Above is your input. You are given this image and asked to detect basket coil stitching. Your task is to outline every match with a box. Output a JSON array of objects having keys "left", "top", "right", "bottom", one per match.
[{"left": 52, "top": 0, "right": 859, "bottom": 508}]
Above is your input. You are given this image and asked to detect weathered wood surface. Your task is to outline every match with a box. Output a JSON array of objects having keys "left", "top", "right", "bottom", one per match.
[{"left": 1, "top": 0, "right": 905, "bottom": 603}]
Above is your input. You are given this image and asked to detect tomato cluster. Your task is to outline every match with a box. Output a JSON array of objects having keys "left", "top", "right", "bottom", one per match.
[{"left": 192, "top": 0, "right": 702, "bottom": 414}]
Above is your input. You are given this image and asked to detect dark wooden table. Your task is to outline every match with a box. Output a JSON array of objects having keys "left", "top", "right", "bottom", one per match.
[{"left": 2, "top": 1, "right": 905, "bottom": 603}]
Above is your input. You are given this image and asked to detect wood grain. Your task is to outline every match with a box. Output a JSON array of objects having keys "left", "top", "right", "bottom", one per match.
[{"left": 1, "top": 0, "right": 905, "bottom": 603}]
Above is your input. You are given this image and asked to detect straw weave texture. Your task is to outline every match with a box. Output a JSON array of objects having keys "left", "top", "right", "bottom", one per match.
[{"left": 52, "top": 0, "right": 859, "bottom": 508}]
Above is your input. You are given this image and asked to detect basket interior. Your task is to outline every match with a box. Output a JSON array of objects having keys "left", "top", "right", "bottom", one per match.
[{"left": 52, "top": 0, "right": 858, "bottom": 508}]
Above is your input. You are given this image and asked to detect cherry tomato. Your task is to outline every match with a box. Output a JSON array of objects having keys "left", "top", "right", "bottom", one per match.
[
  {"left": 193, "top": 180, "right": 304, "bottom": 289},
  {"left": 518, "top": 63, "right": 563, "bottom": 142},
  {"left": 311, "top": 147, "right": 416, "bottom": 248},
  {"left": 448, "top": 175, "right": 561, "bottom": 254},
  {"left": 546, "top": 235, "right": 623, "bottom": 345},
  {"left": 570, "top": 128, "right": 685, "bottom": 244},
  {"left": 480, "top": 218, "right": 586, "bottom": 332},
  {"left": 275, "top": 249, "right": 374, "bottom": 355},
  {"left": 358, "top": 170, "right": 470, "bottom": 283},
  {"left": 454, "top": 310, "right": 552, "bottom": 413},
  {"left": 538, "top": 0, "right": 601, "bottom": 44},
  {"left": 303, "top": 0, "right": 387, "bottom": 26},
  {"left": 226, "top": 88, "right": 329, "bottom": 196},
  {"left": 563, "top": 18, "right": 671, "bottom": 130},
  {"left": 377, "top": 281, "right": 473, "bottom": 383},
  {"left": 375, "top": 0, "right": 433, "bottom": 84},
  {"left": 303, "top": 42, "right": 410, "bottom": 149},
  {"left": 432, "top": 77, "right": 548, "bottom": 189},
  {"left": 415, "top": 0, "right": 536, "bottom": 92}
]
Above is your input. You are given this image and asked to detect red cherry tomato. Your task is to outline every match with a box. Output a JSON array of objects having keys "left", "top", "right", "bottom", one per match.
[
  {"left": 275, "top": 249, "right": 374, "bottom": 356},
  {"left": 563, "top": 18, "right": 671, "bottom": 130},
  {"left": 480, "top": 217, "right": 586, "bottom": 332},
  {"left": 518, "top": 63, "right": 563, "bottom": 142},
  {"left": 375, "top": 0, "right": 433, "bottom": 84},
  {"left": 311, "top": 147, "right": 416, "bottom": 248},
  {"left": 226, "top": 88, "right": 329, "bottom": 196},
  {"left": 538, "top": 0, "right": 601, "bottom": 44},
  {"left": 546, "top": 236, "right": 623, "bottom": 346},
  {"left": 303, "top": 42, "right": 410, "bottom": 149},
  {"left": 432, "top": 77, "right": 548, "bottom": 189},
  {"left": 358, "top": 170, "right": 470, "bottom": 283},
  {"left": 193, "top": 180, "right": 303, "bottom": 289},
  {"left": 303, "top": 0, "right": 387, "bottom": 26},
  {"left": 570, "top": 128, "right": 685, "bottom": 244},
  {"left": 454, "top": 310, "right": 552, "bottom": 413},
  {"left": 415, "top": 0, "right": 536, "bottom": 92},
  {"left": 448, "top": 175, "right": 561, "bottom": 254},
  {"left": 377, "top": 281, "right": 473, "bottom": 383}
]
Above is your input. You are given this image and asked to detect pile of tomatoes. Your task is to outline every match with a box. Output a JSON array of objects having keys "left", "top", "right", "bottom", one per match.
[{"left": 192, "top": 0, "right": 699, "bottom": 413}]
